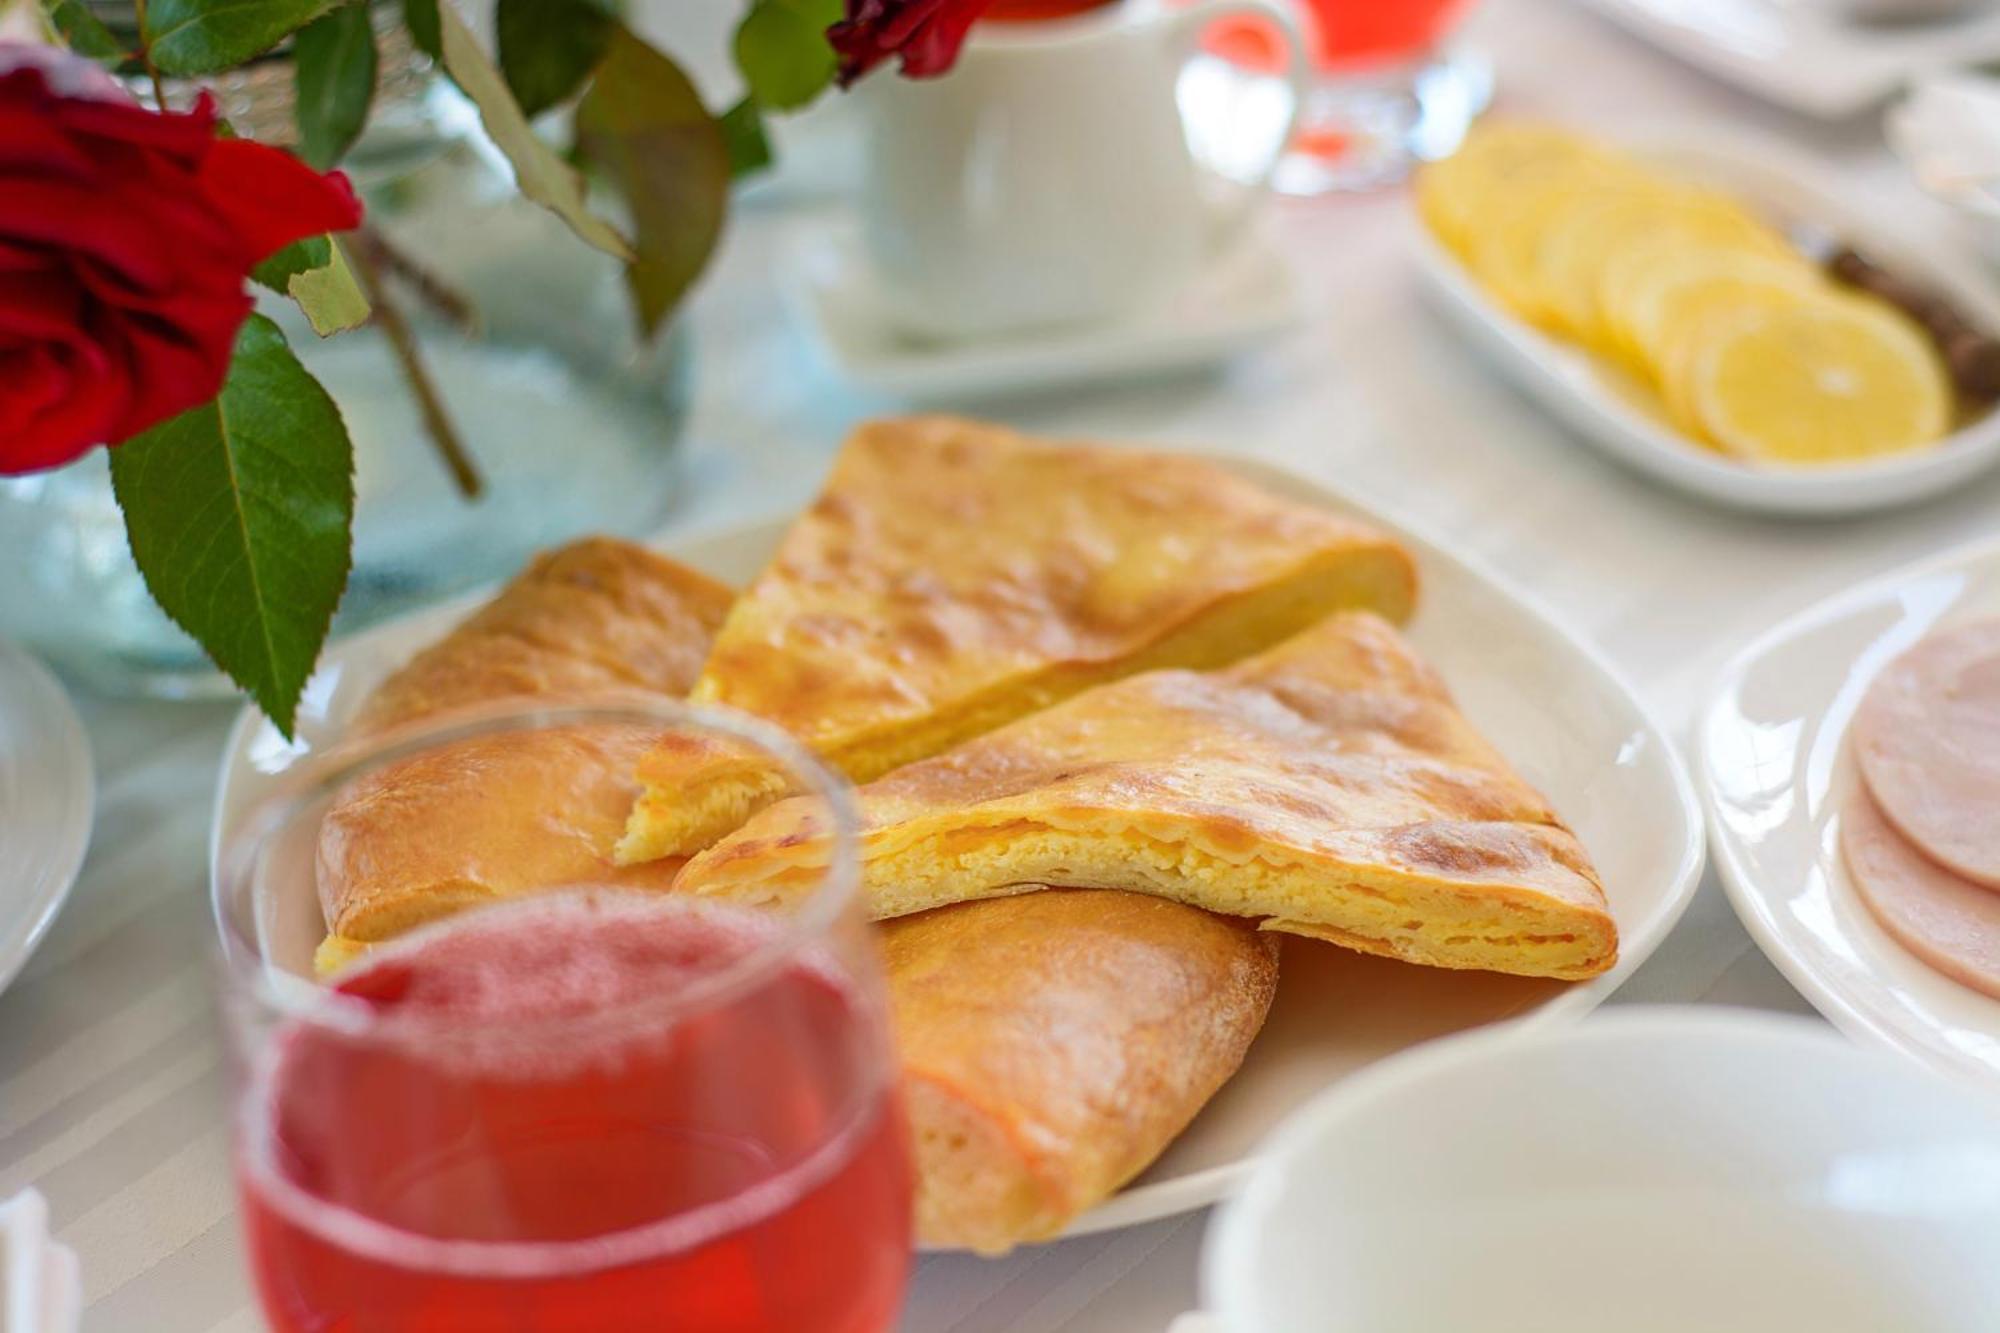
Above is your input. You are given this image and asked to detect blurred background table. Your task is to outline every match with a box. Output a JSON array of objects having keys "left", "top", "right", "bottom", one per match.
[{"left": 4, "top": 0, "right": 1994, "bottom": 1328}]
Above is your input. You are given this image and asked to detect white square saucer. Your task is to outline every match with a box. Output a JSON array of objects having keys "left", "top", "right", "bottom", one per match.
[{"left": 779, "top": 226, "right": 1303, "bottom": 402}]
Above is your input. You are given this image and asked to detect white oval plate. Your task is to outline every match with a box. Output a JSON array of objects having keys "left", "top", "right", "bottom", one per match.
[
  {"left": 211, "top": 453, "right": 1704, "bottom": 1238},
  {"left": 0, "top": 639, "right": 93, "bottom": 995},
  {"left": 1414, "top": 130, "right": 2000, "bottom": 517},
  {"left": 1699, "top": 532, "right": 2000, "bottom": 1085}
]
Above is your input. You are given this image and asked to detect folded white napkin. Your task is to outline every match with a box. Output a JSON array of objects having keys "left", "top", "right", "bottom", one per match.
[
  {"left": 0, "top": 1191, "right": 78, "bottom": 1333},
  {"left": 1888, "top": 73, "right": 2000, "bottom": 218}
]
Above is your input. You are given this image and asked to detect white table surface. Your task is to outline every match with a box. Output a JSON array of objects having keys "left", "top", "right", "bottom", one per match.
[{"left": 7, "top": 0, "right": 1998, "bottom": 1328}]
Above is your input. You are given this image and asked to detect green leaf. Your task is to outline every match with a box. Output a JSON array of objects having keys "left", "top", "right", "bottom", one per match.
[
  {"left": 288, "top": 236, "right": 370, "bottom": 335},
  {"left": 142, "top": 0, "right": 348, "bottom": 76},
  {"left": 576, "top": 27, "right": 728, "bottom": 338},
  {"left": 496, "top": 0, "right": 614, "bottom": 118},
  {"left": 435, "top": 0, "right": 632, "bottom": 261},
  {"left": 718, "top": 96, "right": 771, "bottom": 179},
  {"left": 402, "top": 0, "right": 438, "bottom": 56},
  {"left": 109, "top": 314, "right": 355, "bottom": 737},
  {"left": 733, "top": 0, "right": 840, "bottom": 111},
  {"left": 40, "top": 0, "right": 127, "bottom": 57},
  {"left": 292, "top": 1, "right": 377, "bottom": 169},
  {"left": 255, "top": 235, "right": 368, "bottom": 335},
  {"left": 251, "top": 235, "right": 333, "bottom": 294}
]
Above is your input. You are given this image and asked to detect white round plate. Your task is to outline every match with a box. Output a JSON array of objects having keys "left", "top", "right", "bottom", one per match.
[
  {"left": 1699, "top": 532, "right": 2000, "bottom": 1085},
  {"left": 211, "top": 452, "right": 1705, "bottom": 1238},
  {"left": 1415, "top": 129, "right": 2000, "bottom": 516},
  {"left": 0, "top": 639, "right": 93, "bottom": 994}
]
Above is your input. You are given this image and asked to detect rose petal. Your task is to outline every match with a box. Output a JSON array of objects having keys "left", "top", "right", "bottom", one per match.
[
  {"left": 831, "top": 0, "right": 986, "bottom": 86},
  {"left": 50, "top": 85, "right": 218, "bottom": 165},
  {"left": 0, "top": 340, "right": 117, "bottom": 473},
  {"left": 0, "top": 264, "right": 83, "bottom": 339},
  {"left": 99, "top": 288, "right": 251, "bottom": 443},
  {"left": 0, "top": 66, "right": 361, "bottom": 461},
  {"left": 199, "top": 141, "right": 362, "bottom": 259}
]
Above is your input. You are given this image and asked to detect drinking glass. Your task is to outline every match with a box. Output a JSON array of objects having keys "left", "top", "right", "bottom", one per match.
[
  {"left": 1279, "top": 0, "right": 1489, "bottom": 192},
  {"left": 213, "top": 701, "right": 910, "bottom": 1333},
  {"left": 1193, "top": 0, "right": 1489, "bottom": 193}
]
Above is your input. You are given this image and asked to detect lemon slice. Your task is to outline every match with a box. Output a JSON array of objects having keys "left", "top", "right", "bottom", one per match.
[
  {"left": 1417, "top": 124, "right": 1609, "bottom": 259},
  {"left": 1592, "top": 210, "right": 1800, "bottom": 352},
  {"left": 1537, "top": 191, "right": 1791, "bottom": 346},
  {"left": 1466, "top": 165, "right": 1650, "bottom": 327},
  {"left": 1626, "top": 250, "right": 1824, "bottom": 378},
  {"left": 1529, "top": 189, "right": 1676, "bottom": 340},
  {"left": 1684, "top": 295, "right": 1952, "bottom": 464}
]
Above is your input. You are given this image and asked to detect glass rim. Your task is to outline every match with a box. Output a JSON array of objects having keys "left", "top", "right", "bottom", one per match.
[{"left": 209, "top": 695, "right": 863, "bottom": 1039}]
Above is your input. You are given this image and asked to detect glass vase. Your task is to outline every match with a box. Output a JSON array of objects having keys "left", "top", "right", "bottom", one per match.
[{"left": 0, "top": 6, "right": 692, "bottom": 697}]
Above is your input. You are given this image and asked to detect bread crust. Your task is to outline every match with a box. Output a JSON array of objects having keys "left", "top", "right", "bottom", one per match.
[
  {"left": 883, "top": 890, "right": 1279, "bottom": 1253},
  {"left": 314, "top": 538, "right": 731, "bottom": 970}
]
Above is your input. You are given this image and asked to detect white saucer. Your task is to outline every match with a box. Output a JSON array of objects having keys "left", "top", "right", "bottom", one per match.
[
  {"left": 0, "top": 639, "right": 93, "bottom": 995},
  {"left": 780, "top": 228, "right": 1302, "bottom": 402},
  {"left": 1697, "top": 532, "right": 2000, "bottom": 1084},
  {"left": 1572, "top": 0, "right": 2000, "bottom": 119}
]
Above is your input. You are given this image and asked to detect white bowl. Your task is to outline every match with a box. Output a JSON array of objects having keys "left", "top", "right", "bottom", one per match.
[
  {"left": 1415, "top": 129, "right": 2000, "bottom": 517},
  {"left": 1200, "top": 1009, "right": 2000, "bottom": 1333}
]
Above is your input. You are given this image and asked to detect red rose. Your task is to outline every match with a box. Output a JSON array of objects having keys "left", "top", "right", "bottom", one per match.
[
  {"left": 829, "top": 0, "right": 991, "bottom": 86},
  {"left": 0, "top": 43, "right": 363, "bottom": 475}
]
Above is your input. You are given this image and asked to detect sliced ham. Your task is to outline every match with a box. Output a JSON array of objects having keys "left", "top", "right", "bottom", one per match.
[
  {"left": 1842, "top": 788, "right": 2000, "bottom": 1002},
  {"left": 1852, "top": 618, "right": 2000, "bottom": 889}
]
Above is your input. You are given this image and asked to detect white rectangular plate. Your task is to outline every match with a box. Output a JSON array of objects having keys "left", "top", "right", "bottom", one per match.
[
  {"left": 1414, "top": 130, "right": 2000, "bottom": 517},
  {"left": 211, "top": 453, "right": 1704, "bottom": 1239},
  {"left": 1571, "top": 0, "right": 2000, "bottom": 118},
  {"left": 1699, "top": 532, "right": 2000, "bottom": 1086}
]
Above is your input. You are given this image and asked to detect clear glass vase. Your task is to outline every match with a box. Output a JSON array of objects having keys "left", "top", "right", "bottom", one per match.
[{"left": 1, "top": 10, "right": 692, "bottom": 697}]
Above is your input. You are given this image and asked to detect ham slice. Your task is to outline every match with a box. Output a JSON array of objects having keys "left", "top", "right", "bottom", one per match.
[
  {"left": 1852, "top": 619, "right": 2000, "bottom": 889},
  {"left": 1842, "top": 789, "right": 2000, "bottom": 1001}
]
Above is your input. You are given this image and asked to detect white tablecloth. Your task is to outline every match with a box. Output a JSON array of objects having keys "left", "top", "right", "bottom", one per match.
[{"left": 5, "top": 0, "right": 1996, "bottom": 1327}]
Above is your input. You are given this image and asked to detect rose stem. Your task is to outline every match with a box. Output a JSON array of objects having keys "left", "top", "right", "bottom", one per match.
[
  {"left": 358, "top": 229, "right": 479, "bottom": 335},
  {"left": 348, "top": 229, "right": 485, "bottom": 499},
  {"left": 129, "top": 0, "right": 170, "bottom": 111}
]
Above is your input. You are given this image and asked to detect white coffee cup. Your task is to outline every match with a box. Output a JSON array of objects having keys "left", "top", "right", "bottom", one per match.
[
  {"left": 854, "top": 0, "right": 1308, "bottom": 341},
  {"left": 1177, "top": 1010, "right": 2000, "bottom": 1333}
]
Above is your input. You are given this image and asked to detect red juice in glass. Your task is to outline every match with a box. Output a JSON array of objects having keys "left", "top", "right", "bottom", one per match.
[
  {"left": 1294, "top": 0, "right": 1467, "bottom": 68},
  {"left": 982, "top": 0, "right": 1120, "bottom": 20},
  {"left": 238, "top": 895, "right": 911, "bottom": 1333}
]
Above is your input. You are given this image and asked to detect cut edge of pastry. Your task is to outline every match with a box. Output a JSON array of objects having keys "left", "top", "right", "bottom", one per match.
[
  {"left": 690, "top": 818, "right": 1616, "bottom": 981},
  {"left": 313, "top": 932, "right": 375, "bottom": 978},
  {"left": 615, "top": 740, "right": 800, "bottom": 865},
  {"left": 813, "top": 541, "right": 1419, "bottom": 785},
  {"left": 317, "top": 876, "right": 508, "bottom": 976},
  {"left": 620, "top": 542, "right": 1419, "bottom": 862}
]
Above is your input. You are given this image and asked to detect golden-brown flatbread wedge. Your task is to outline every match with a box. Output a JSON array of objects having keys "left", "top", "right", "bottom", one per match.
[
  {"left": 678, "top": 610, "right": 1617, "bottom": 980},
  {"left": 620, "top": 415, "right": 1418, "bottom": 861},
  {"left": 352, "top": 537, "right": 734, "bottom": 734},
  {"left": 885, "top": 890, "right": 1279, "bottom": 1253},
  {"left": 314, "top": 538, "right": 733, "bottom": 973},
  {"left": 315, "top": 725, "right": 684, "bottom": 973}
]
